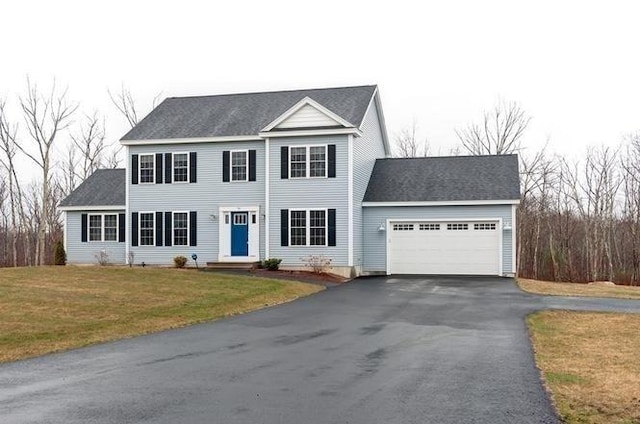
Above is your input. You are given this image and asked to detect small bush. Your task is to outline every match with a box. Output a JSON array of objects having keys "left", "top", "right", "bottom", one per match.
[
  {"left": 173, "top": 255, "right": 188, "bottom": 268},
  {"left": 94, "top": 249, "right": 109, "bottom": 266},
  {"left": 301, "top": 254, "right": 332, "bottom": 274},
  {"left": 262, "top": 258, "right": 282, "bottom": 271},
  {"left": 54, "top": 241, "right": 66, "bottom": 265}
]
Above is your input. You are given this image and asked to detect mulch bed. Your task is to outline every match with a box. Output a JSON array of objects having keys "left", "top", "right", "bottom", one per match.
[{"left": 249, "top": 269, "right": 350, "bottom": 285}]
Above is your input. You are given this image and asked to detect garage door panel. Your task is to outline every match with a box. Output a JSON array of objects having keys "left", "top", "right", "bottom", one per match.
[{"left": 389, "top": 221, "right": 499, "bottom": 275}]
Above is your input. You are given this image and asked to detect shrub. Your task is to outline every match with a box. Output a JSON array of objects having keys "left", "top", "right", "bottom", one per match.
[
  {"left": 301, "top": 254, "right": 332, "bottom": 274},
  {"left": 54, "top": 241, "right": 66, "bottom": 265},
  {"left": 173, "top": 255, "right": 188, "bottom": 268},
  {"left": 94, "top": 249, "right": 109, "bottom": 266},
  {"left": 262, "top": 258, "right": 282, "bottom": 271}
]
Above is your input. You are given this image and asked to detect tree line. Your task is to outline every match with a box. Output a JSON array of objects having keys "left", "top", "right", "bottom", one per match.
[
  {"left": 2, "top": 79, "right": 639, "bottom": 285},
  {"left": 0, "top": 80, "right": 146, "bottom": 266}
]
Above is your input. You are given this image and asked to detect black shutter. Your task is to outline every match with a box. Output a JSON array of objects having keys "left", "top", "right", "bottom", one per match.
[
  {"left": 118, "top": 213, "right": 125, "bottom": 243},
  {"left": 249, "top": 150, "right": 256, "bottom": 181},
  {"left": 222, "top": 151, "right": 230, "bottom": 182},
  {"left": 328, "top": 145, "right": 336, "bottom": 178},
  {"left": 81, "top": 213, "right": 88, "bottom": 242},
  {"left": 131, "top": 154, "right": 139, "bottom": 184},
  {"left": 281, "top": 209, "right": 289, "bottom": 246},
  {"left": 280, "top": 146, "right": 288, "bottom": 179},
  {"left": 328, "top": 209, "right": 336, "bottom": 246},
  {"left": 189, "top": 152, "right": 197, "bottom": 183},
  {"left": 164, "top": 153, "right": 172, "bottom": 183},
  {"left": 164, "top": 212, "right": 172, "bottom": 247},
  {"left": 189, "top": 211, "right": 197, "bottom": 246},
  {"left": 155, "top": 153, "right": 163, "bottom": 184},
  {"left": 131, "top": 212, "right": 139, "bottom": 247},
  {"left": 155, "top": 212, "right": 163, "bottom": 246}
]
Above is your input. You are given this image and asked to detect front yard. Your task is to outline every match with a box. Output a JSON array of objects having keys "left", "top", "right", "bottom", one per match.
[
  {"left": 0, "top": 266, "right": 322, "bottom": 363},
  {"left": 528, "top": 311, "right": 640, "bottom": 424},
  {"left": 518, "top": 278, "right": 640, "bottom": 299}
]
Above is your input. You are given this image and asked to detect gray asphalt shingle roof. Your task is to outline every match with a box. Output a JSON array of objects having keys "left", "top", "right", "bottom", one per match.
[
  {"left": 121, "top": 85, "right": 377, "bottom": 141},
  {"left": 59, "top": 169, "right": 125, "bottom": 208},
  {"left": 363, "top": 155, "right": 520, "bottom": 202}
]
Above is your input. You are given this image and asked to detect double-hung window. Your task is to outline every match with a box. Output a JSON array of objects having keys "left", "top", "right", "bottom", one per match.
[
  {"left": 173, "top": 212, "right": 188, "bottom": 246},
  {"left": 88, "top": 214, "right": 118, "bottom": 241},
  {"left": 231, "top": 151, "right": 248, "bottom": 181},
  {"left": 89, "top": 215, "right": 103, "bottom": 241},
  {"left": 139, "top": 154, "right": 155, "bottom": 183},
  {"left": 290, "top": 209, "right": 327, "bottom": 246},
  {"left": 173, "top": 153, "right": 189, "bottom": 182},
  {"left": 139, "top": 212, "right": 155, "bottom": 246},
  {"left": 289, "top": 145, "right": 327, "bottom": 178}
]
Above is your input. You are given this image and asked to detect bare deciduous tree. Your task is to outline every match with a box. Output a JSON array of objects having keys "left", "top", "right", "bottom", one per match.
[
  {"left": 456, "top": 100, "right": 530, "bottom": 155},
  {"left": 16, "top": 78, "right": 77, "bottom": 265},
  {"left": 394, "top": 121, "right": 429, "bottom": 158},
  {"left": 71, "top": 112, "right": 108, "bottom": 181}
]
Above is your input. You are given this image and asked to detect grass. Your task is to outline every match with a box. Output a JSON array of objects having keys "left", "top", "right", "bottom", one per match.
[
  {"left": 0, "top": 266, "right": 322, "bottom": 363},
  {"left": 528, "top": 311, "right": 640, "bottom": 424},
  {"left": 518, "top": 278, "right": 640, "bottom": 300}
]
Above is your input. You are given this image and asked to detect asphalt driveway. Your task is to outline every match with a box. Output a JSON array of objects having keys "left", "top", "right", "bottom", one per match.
[{"left": 1, "top": 276, "right": 639, "bottom": 424}]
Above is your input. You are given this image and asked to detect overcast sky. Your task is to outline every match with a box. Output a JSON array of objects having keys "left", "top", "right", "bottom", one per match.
[{"left": 1, "top": 0, "right": 639, "bottom": 175}]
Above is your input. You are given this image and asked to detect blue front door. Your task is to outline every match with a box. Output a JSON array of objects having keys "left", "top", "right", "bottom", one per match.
[{"left": 231, "top": 212, "right": 249, "bottom": 256}]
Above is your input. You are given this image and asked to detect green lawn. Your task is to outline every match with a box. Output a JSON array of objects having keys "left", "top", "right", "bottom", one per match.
[{"left": 0, "top": 266, "right": 322, "bottom": 362}]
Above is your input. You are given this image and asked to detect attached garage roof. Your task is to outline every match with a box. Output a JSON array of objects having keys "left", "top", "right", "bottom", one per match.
[
  {"left": 363, "top": 154, "right": 520, "bottom": 203},
  {"left": 121, "top": 85, "right": 377, "bottom": 141},
  {"left": 59, "top": 169, "right": 125, "bottom": 208}
]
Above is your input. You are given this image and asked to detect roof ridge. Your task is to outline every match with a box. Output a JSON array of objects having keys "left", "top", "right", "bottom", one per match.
[{"left": 165, "top": 84, "right": 377, "bottom": 101}]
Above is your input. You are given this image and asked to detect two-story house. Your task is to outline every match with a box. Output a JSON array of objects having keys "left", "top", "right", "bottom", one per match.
[{"left": 60, "top": 85, "right": 520, "bottom": 277}]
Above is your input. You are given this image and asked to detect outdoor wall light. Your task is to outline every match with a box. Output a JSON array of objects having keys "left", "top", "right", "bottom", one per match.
[
  {"left": 378, "top": 222, "right": 386, "bottom": 232},
  {"left": 503, "top": 225, "right": 512, "bottom": 231},
  {"left": 209, "top": 214, "right": 217, "bottom": 221}
]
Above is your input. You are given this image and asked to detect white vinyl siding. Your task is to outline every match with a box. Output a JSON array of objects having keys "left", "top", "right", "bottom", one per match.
[{"left": 276, "top": 104, "right": 341, "bottom": 129}]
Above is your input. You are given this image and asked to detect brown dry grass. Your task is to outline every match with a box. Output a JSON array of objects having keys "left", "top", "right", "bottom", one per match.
[
  {"left": 0, "top": 266, "right": 322, "bottom": 363},
  {"left": 528, "top": 311, "right": 640, "bottom": 424},
  {"left": 518, "top": 278, "right": 640, "bottom": 300}
]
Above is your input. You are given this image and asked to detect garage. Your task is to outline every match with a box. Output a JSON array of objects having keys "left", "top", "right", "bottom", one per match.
[
  {"left": 361, "top": 155, "right": 520, "bottom": 277},
  {"left": 388, "top": 220, "right": 500, "bottom": 275}
]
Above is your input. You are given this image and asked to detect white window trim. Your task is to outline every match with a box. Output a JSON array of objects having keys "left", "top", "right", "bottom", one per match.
[
  {"left": 139, "top": 154, "right": 155, "bottom": 184},
  {"left": 289, "top": 145, "right": 328, "bottom": 179},
  {"left": 230, "top": 149, "right": 249, "bottom": 182},
  {"left": 289, "top": 208, "right": 328, "bottom": 247},
  {"left": 172, "top": 152, "right": 190, "bottom": 184},
  {"left": 88, "top": 213, "right": 119, "bottom": 242},
  {"left": 172, "top": 211, "right": 190, "bottom": 246},
  {"left": 138, "top": 211, "right": 155, "bottom": 246}
]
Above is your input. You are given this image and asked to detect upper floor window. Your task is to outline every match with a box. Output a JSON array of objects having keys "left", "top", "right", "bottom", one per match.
[
  {"left": 139, "top": 154, "right": 154, "bottom": 183},
  {"left": 139, "top": 212, "right": 155, "bottom": 246},
  {"left": 289, "top": 145, "right": 327, "bottom": 179},
  {"left": 231, "top": 151, "right": 248, "bottom": 181},
  {"left": 88, "top": 214, "right": 118, "bottom": 242},
  {"left": 173, "top": 153, "right": 189, "bottom": 183}
]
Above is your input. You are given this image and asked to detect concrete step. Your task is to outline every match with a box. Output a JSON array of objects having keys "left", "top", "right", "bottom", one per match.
[{"left": 205, "top": 261, "right": 259, "bottom": 270}]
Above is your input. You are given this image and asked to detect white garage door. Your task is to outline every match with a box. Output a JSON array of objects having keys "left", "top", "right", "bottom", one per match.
[{"left": 389, "top": 221, "right": 500, "bottom": 275}]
